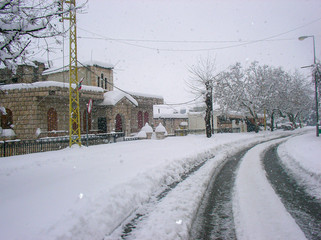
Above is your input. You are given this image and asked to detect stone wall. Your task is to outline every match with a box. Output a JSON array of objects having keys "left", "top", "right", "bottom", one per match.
[
  {"left": 45, "top": 65, "right": 114, "bottom": 91},
  {"left": 131, "top": 94, "right": 164, "bottom": 133},
  {"left": 0, "top": 86, "right": 104, "bottom": 140},
  {"left": 106, "top": 98, "right": 134, "bottom": 136},
  {"left": 0, "top": 62, "right": 46, "bottom": 85},
  {"left": 153, "top": 117, "right": 188, "bottom": 135}
]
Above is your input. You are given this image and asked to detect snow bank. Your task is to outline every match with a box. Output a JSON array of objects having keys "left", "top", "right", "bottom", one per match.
[{"left": 278, "top": 130, "right": 321, "bottom": 200}]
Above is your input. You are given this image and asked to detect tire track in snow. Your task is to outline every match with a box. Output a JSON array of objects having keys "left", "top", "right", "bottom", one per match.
[
  {"left": 190, "top": 135, "right": 294, "bottom": 240},
  {"left": 105, "top": 155, "right": 212, "bottom": 240},
  {"left": 189, "top": 147, "right": 249, "bottom": 240},
  {"left": 104, "top": 133, "right": 299, "bottom": 240},
  {"left": 263, "top": 145, "right": 321, "bottom": 240}
]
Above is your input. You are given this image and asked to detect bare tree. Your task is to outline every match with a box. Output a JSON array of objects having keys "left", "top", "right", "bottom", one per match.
[
  {"left": 187, "top": 57, "right": 217, "bottom": 138},
  {"left": 0, "top": 0, "right": 75, "bottom": 70}
]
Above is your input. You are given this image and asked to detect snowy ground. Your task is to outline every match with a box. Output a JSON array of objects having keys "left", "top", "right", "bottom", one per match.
[{"left": 0, "top": 127, "right": 319, "bottom": 240}]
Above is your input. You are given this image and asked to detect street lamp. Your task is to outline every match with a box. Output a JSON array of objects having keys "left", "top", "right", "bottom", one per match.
[{"left": 299, "top": 35, "right": 319, "bottom": 137}]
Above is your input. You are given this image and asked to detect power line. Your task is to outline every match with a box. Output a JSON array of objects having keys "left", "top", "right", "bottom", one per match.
[
  {"left": 163, "top": 95, "right": 203, "bottom": 106},
  {"left": 77, "top": 17, "right": 321, "bottom": 52},
  {"left": 77, "top": 60, "right": 136, "bottom": 97},
  {"left": 77, "top": 35, "right": 297, "bottom": 44},
  {"left": 77, "top": 60, "right": 204, "bottom": 106}
]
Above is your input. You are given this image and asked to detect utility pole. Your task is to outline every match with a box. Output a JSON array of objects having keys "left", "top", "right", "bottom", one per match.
[
  {"left": 60, "top": 0, "right": 82, "bottom": 146},
  {"left": 299, "top": 35, "right": 319, "bottom": 137}
]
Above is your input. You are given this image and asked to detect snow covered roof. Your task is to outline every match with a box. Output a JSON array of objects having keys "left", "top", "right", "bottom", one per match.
[
  {"left": 129, "top": 91, "right": 163, "bottom": 100},
  {"left": 154, "top": 113, "right": 188, "bottom": 119},
  {"left": 82, "top": 60, "right": 114, "bottom": 69},
  {"left": 0, "top": 81, "right": 104, "bottom": 92},
  {"left": 99, "top": 90, "right": 138, "bottom": 107},
  {"left": 43, "top": 61, "right": 114, "bottom": 75}
]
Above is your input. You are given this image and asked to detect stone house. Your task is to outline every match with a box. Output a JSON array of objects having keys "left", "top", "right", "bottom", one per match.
[
  {"left": 187, "top": 110, "right": 248, "bottom": 133},
  {"left": 0, "top": 82, "right": 103, "bottom": 140},
  {"left": 213, "top": 111, "right": 247, "bottom": 133},
  {"left": 153, "top": 113, "right": 188, "bottom": 135},
  {"left": 0, "top": 61, "right": 163, "bottom": 140},
  {"left": 153, "top": 105, "right": 188, "bottom": 135}
]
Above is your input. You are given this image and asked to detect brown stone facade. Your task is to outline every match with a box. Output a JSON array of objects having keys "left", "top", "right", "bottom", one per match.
[
  {"left": 101, "top": 95, "right": 163, "bottom": 136},
  {"left": 0, "top": 85, "right": 103, "bottom": 140},
  {"left": 0, "top": 61, "right": 46, "bottom": 85},
  {"left": 43, "top": 63, "right": 114, "bottom": 91},
  {"left": 131, "top": 95, "right": 163, "bottom": 133},
  {"left": 153, "top": 117, "right": 188, "bottom": 135},
  {"left": 0, "top": 62, "right": 164, "bottom": 140}
]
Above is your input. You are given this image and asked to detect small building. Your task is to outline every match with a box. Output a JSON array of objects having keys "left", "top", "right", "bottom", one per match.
[
  {"left": 153, "top": 105, "right": 188, "bottom": 135},
  {"left": 188, "top": 112, "right": 205, "bottom": 134},
  {"left": 187, "top": 110, "right": 248, "bottom": 134},
  {"left": 213, "top": 111, "right": 247, "bottom": 133}
]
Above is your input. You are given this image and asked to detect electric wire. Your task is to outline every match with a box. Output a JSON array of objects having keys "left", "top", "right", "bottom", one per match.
[{"left": 77, "top": 17, "right": 321, "bottom": 52}]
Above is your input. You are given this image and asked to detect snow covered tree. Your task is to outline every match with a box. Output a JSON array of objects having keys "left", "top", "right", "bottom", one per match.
[
  {"left": 0, "top": 0, "right": 71, "bottom": 70},
  {"left": 215, "top": 62, "right": 313, "bottom": 132},
  {"left": 262, "top": 67, "right": 289, "bottom": 131},
  {"left": 215, "top": 62, "right": 265, "bottom": 132},
  {"left": 187, "top": 57, "right": 218, "bottom": 138},
  {"left": 281, "top": 71, "right": 313, "bottom": 128}
]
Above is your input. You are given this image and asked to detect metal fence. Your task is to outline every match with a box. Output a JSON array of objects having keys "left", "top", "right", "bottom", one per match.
[
  {"left": 174, "top": 128, "right": 241, "bottom": 136},
  {"left": 0, "top": 133, "right": 125, "bottom": 158}
]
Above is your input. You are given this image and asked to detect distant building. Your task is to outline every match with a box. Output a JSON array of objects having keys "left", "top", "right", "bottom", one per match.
[{"left": 153, "top": 105, "right": 188, "bottom": 135}]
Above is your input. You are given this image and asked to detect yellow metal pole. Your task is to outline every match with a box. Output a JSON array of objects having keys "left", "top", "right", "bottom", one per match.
[{"left": 65, "top": 0, "right": 81, "bottom": 146}]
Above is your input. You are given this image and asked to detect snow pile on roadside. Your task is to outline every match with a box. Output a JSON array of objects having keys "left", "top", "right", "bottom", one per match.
[
  {"left": 233, "top": 138, "right": 307, "bottom": 240},
  {"left": 278, "top": 131, "right": 321, "bottom": 200}
]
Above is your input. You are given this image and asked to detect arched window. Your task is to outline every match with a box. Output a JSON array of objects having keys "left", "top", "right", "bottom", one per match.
[
  {"left": 137, "top": 111, "right": 143, "bottom": 129},
  {"left": 97, "top": 77, "right": 100, "bottom": 87},
  {"left": 47, "top": 108, "right": 58, "bottom": 136},
  {"left": 1, "top": 108, "right": 13, "bottom": 129},
  {"left": 83, "top": 109, "right": 92, "bottom": 132},
  {"left": 115, "top": 114, "right": 123, "bottom": 132},
  {"left": 144, "top": 112, "right": 149, "bottom": 125}
]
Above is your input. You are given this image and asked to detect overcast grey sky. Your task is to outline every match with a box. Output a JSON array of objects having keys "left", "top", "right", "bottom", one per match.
[{"left": 49, "top": 0, "right": 321, "bottom": 103}]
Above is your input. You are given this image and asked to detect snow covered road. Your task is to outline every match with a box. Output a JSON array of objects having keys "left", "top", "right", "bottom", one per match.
[
  {"left": 0, "top": 128, "right": 319, "bottom": 240},
  {"left": 233, "top": 138, "right": 307, "bottom": 240}
]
